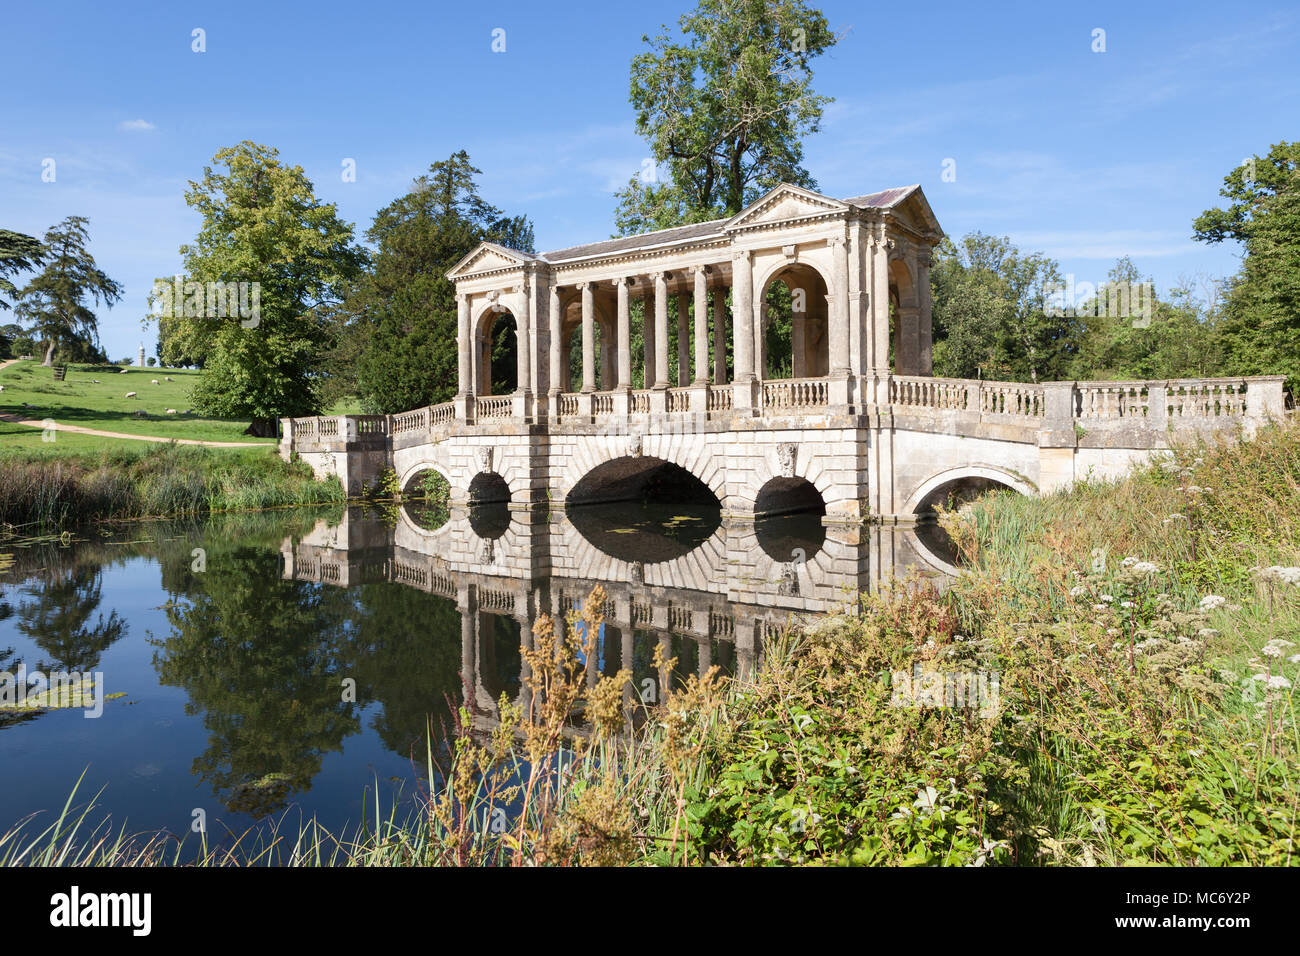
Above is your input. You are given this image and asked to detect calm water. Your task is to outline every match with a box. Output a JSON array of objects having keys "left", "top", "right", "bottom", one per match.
[{"left": 0, "top": 502, "right": 957, "bottom": 846}]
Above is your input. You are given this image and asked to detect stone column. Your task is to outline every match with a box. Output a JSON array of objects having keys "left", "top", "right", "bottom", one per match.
[
  {"left": 654, "top": 272, "right": 670, "bottom": 388},
  {"left": 791, "top": 288, "right": 806, "bottom": 379},
  {"left": 829, "top": 234, "right": 851, "bottom": 376},
  {"left": 456, "top": 293, "right": 471, "bottom": 396},
  {"left": 616, "top": 277, "right": 632, "bottom": 389},
  {"left": 732, "top": 251, "right": 754, "bottom": 381},
  {"left": 870, "top": 227, "right": 892, "bottom": 405},
  {"left": 693, "top": 266, "right": 709, "bottom": 384},
  {"left": 548, "top": 283, "right": 562, "bottom": 399},
  {"left": 581, "top": 282, "right": 596, "bottom": 393},
  {"left": 677, "top": 292, "right": 690, "bottom": 386},
  {"left": 643, "top": 289, "right": 657, "bottom": 389},
  {"left": 917, "top": 253, "right": 933, "bottom": 376},
  {"left": 515, "top": 277, "right": 531, "bottom": 393},
  {"left": 712, "top": 287, "right": 727, "bottom": 384}
]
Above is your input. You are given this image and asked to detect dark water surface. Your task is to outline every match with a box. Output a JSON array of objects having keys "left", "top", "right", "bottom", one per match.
[{"left": 0, "top": 502, "right": 955, "bottom": 847}]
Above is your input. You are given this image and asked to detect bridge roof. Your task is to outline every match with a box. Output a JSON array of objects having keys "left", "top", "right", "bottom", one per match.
[{"left": 448, "top": 183, "right": 938, "bottom": 280}]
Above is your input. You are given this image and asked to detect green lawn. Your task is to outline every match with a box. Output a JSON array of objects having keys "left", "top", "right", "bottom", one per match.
[
  {"left": 0, "top": 360, "right": 269, "bottom": 444},
  {"left": 0, "top": 420, "right": 275, "bottom": 457}
]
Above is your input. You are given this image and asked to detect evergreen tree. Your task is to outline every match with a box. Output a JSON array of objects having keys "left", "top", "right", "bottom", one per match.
[
  {"left": 349, "top": 151, "right": 534, "bottom": 414},
  {"left": 12, "top": 217, "right": 120, "bottom": 366}
]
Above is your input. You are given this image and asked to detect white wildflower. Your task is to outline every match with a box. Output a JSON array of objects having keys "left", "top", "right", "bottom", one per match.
[
  {"left": 1199, "top": 594, "right": 1226, "bottom": 612},
  {"left": 1132, "top": 561, "right": 1160, "bottom": 575}
]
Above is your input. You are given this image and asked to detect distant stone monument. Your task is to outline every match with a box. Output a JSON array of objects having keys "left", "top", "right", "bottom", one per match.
[{"left": 138, "top": 344, "right": 145, "bottom": 367}]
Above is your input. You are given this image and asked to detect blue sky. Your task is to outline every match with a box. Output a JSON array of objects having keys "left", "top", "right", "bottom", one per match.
[{"left": 3, "top": 0, "right": 1297, "bottom": 360}]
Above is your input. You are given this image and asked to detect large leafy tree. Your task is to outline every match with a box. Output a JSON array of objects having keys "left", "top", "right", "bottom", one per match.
[
  {"left": 12, "top": 217, "right": 120, "bottom": 366},
  {"left": 930, "top": 233, "right": 1075, "bottom": 382},
  {"left": 613, "top": 0, "right": 837, "bottom": 234},
  {"left": 348, "top": 150, "right": 534, "bottom": 414},
  {"left": 0, "top": 228, "right": 45, "bottom": 310},
  {"left": 172, "top": 142, "right": 368, "bottom": 435},
  {"left": 1193, "top": 141, "right": 1300, "bottom": 392}
]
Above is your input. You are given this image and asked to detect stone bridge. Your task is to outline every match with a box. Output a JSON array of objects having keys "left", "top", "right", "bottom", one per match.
[{"left": 281, "top": 182, "right": 1288, "bottom": 521}]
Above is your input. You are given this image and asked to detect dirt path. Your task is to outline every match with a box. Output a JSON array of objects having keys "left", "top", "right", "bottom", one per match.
[
  {"left": 0, "top": 413, "right": 276, "bottom": 448},
  {"left": 0, "top": 359, "right": 21, "bottom": 372}
]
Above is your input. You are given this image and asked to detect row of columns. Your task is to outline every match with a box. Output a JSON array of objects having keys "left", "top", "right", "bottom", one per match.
[
  {"left": 553, "top": 265, "right": 731, "bottom": 395},
  {"left": 455, "top": 229, "right": 932, "bottom": 401}
]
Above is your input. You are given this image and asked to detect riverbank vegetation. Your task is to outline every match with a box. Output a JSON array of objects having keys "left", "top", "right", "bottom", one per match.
[{"left": 0, "top": 442, "right": 343, "bottom": 530}]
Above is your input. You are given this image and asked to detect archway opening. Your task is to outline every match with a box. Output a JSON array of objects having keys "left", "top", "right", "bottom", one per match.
[
  {"left": 400, "top": 468, "right": 450, "bottom": 532},
  {"left": 566, "top": 457, "right": 721, "bottom": 562},
  {"left": 479, "top": 307, "right": 518, "bottom": 396},
  {"left": 567, "top": 457, "right": 718, "bottom": 508},
  {"left": 753, "top": 476, "right": 826, "bottom": 561},
  {"left": 469, "top": 471, "right": 511, "bottom": 505},
  {"left": 754, "top": 476, "right": 826, "bottom": 518},
  {"left": 760, "top": 263, "right": 829, "bottom": 380},
  {"left": 912, "top": 475, "right": 1021, "bottom": 568}
]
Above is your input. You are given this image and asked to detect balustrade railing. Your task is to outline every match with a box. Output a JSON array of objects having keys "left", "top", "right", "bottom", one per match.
[
  {"left": 980, "top": 382, "right": 1044, "bottom": 418},
  {"left": 890, "top": 375, "right": 971, "bottom": 410},
  {"left": 476, "top": 395, "right": 513, "bottom": 420},
  {"left": 558, "top": 393, "right": 579, "bottom": 416},
  {"left": 1166, "top": 379, "right": 1248, "bottom": 418},
  {"left": 665, "top": 387, "right": 691, "bottom": 413},
  {"left": 762, "top": 377, "right": 828, "bottom": 410}
]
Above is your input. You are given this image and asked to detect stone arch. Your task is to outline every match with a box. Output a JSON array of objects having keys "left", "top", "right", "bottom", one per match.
[
  {"left": 888, "top": 256, "right": 921, "bottom": 375},
  {"left": 902, "top": 465, "right": 1036, "bottom": 515},
  {"left": 473, "top": 300, "right": 520, "bottom": 396},
  {"left": 559, "top": 431, "right": 726, "bottom": 507},
  {"left": 754, "top": 258, "right": 832, "bottom": 380}
]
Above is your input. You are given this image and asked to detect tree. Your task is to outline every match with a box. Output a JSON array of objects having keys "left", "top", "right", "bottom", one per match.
[
  {"left": 0, "top": 228, "right": 45, "bottom": 310},
  {"left": 349, "top": 151, "right": 535, "bottom": 414},
  {"left": 12, "top": 217, "right": 120, "bottom": 366},
  {"left": 613, "top": 0, "right": 837, "bottom": 234},
  {"left": 930, "top": 233, "right": 1074, "bottom": 382},
  {"left": 170, "top": 142, "right": 368, "bottom": 435},
  {"left": 1193, "top": 141, "right": 1300, "bottom": 392}
]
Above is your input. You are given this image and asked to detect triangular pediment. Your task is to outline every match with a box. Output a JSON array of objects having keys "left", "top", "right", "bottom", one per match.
[
  {"left": 446, "top": 242, "right": 535, "bottom": 281},
  {"left": 725, "top": 184, "right": 848, "bottom": 231},
  {"left": 889, "top": 186, "right": 943, "bottom": 239}
]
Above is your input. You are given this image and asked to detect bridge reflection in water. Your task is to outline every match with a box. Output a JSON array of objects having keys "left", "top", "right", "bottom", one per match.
[{"left": 282, "top": 503, "right": 959, "bottom": 731}]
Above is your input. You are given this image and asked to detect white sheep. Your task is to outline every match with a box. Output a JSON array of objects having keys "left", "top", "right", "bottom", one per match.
[
  {"left": 125, "top": 391, "right": 138, "bottom": 399},
  {"left": 165, "top": 376, "right": 173, "bottom": 381},
  {"left": 151, "top": 379, "right": 160, "bottom": 385},
  {"left": 120, "top": 368, "right": 130, "bottom": 374},
  {"left": 166, "top": 408, "right": 177, "bottom": 414},
  {"left": 92, "top": 379, "right": 101, "bottom": 383}
]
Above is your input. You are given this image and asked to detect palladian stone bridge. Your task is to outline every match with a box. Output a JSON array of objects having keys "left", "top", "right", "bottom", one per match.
[{"left": 281, "top": 182, "right": 1287, "bottom": 522}]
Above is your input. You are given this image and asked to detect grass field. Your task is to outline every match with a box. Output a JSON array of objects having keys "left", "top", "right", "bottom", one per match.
[{"left": 0, "top": 360, "right": 268, "bottom": 444}]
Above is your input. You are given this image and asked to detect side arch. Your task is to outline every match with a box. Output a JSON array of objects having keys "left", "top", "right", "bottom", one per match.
[{"left": 902, "top": 465, "right": 1037, "bottom": 515}]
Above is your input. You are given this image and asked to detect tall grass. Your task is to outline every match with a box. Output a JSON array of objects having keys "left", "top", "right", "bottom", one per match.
[{"left": 0, "top": 443, "right": 343, "bottom": 529}]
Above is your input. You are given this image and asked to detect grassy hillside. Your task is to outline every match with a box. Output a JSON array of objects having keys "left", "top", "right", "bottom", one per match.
[{"left": 0, "top": 360, "right": 267, "bottom": 443}]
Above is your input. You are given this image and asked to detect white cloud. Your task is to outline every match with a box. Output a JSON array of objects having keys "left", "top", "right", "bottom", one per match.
[{"left": 118, "top": 119, "right": 156, "bottom": 132}]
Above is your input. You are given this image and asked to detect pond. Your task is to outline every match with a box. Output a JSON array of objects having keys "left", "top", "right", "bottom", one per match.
[{"left": 0, "top": 500, "right": 957, "bottom": 850}]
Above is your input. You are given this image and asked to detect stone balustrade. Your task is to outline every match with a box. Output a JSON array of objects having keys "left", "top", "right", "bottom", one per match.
[{"left": 279, "top": 374, "right": 1289, "bottom": 476}]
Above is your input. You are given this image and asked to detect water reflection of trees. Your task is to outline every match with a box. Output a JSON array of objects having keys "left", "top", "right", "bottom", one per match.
[
  {"left": 152, "top": 546, "right": 361, "bottom": 818},
  {"left": 15, "top": 568, "right": 126, "bottom": 672},
  {"left": 151, "top": 543, "right": 472, "bottom": 817}
]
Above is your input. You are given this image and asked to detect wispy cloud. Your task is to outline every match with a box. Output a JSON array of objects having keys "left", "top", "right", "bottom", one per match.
[{"left": 118, "top": 118, "right": 156, "bottom": 132}]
